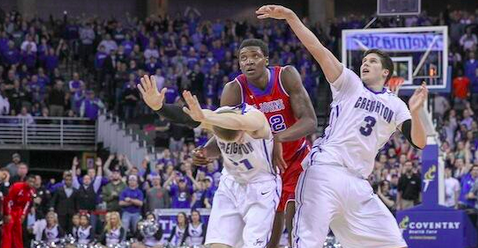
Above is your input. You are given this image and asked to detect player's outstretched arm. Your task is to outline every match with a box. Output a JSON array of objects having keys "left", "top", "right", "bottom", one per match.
[
  {"left": 138, "top": 75, "right": 200, "bottom": 128},
  {"left": 256, "top": 5, "right": 342, "bottom": 83},
  {"left": 182, "top": 91, "right": 271, "bottom": 139}
]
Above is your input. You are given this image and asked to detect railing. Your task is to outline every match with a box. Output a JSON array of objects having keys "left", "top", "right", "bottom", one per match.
[
  {"left": 97, "top": 112, "right": 160, "bottom": 167},
  {"left": 0, "top": 116, "right": 96, "bottom": 151}
]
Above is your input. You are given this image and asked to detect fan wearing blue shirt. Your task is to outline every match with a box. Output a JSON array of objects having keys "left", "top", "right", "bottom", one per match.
[{"left": 119, "top": 175, "right": 144, "bottom": 236}]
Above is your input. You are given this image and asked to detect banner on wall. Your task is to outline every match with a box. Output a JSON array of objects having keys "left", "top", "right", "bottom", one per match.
[{"left": 345, "top": 33, "right": 444, "bottom": 52}]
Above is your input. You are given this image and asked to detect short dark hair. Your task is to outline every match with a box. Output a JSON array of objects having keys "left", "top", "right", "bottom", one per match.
[
  {"left": 239, "top": 39, "right": 269, "bottom": 57},
  {"left": 363, "top": 49, "right": 394, "bottom": 83}
]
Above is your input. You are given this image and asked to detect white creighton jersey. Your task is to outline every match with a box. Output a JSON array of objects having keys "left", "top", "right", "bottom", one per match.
[
  {"left": 307, "top": 67, "right": 411, "bottom": 178},
  {"left": 215, "top": 104, "right": 276, "bottom": 183}
]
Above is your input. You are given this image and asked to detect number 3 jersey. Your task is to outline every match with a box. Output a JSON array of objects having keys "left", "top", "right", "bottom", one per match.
[
  {"left": 215, "top": 104, "right": 277, "bottom": 184},
  {"left": 236, "top": 66, "right": 308, "bottom": 162},
  {"left": 305, "top": 66, "right": 411, "bottom": 178}
]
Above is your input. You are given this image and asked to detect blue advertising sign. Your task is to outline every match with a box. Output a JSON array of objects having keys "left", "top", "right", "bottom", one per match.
[
  {"left": 346, "top": 33, "right": 444, "bottom": 52},
  {"left": 397, "top": 143, "right": 477, "bottom": 248}
]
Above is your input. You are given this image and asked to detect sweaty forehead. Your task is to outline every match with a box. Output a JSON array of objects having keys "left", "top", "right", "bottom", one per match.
[{"left": 239, "top": 46, "right": 264, "bottom": 56}]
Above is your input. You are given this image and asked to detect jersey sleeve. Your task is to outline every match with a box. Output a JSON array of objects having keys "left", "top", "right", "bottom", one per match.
[
  {"left": 330, "top": 66, "right": 363, "bottom": 100},
  {"left": 395, "top": 99, "right": 412, "bottom": 127}
]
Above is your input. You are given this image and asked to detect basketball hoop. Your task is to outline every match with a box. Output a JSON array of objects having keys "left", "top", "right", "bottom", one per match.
[{"left": 387, "top": 76, "right": 405, "bottom": 95}]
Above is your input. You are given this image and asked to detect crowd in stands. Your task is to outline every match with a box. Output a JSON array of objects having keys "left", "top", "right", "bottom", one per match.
[{"left": 0, "top": 4, "right": 477, "bottom": 247}]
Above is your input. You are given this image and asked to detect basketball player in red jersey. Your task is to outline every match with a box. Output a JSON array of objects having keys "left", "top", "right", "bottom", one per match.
[
  {"left": 2, "top": 175, "right": 36, "bottom": 248},
  {"left": 194, "top": 39, "right": 317, "bottom": 247}
]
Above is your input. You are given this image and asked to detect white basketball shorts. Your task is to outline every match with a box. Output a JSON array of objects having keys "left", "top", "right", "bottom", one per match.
[
  {"left": 205, "top": 176, "right": 281, "bottom": 248},
  {"left": 293, "top": 164, "right": 407, "bottom": 248}
]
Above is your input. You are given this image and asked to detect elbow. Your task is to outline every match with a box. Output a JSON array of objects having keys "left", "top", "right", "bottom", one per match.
[{"left": 306, "top": 117, "right": 318, "bottom": 135}]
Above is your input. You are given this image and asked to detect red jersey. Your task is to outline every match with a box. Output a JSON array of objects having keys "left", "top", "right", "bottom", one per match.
[
  {"left": 236, "top": 66, "right": 308, "bottom": 161},
  {"left": 3, "top": 182, "right": 34, "bottom": 216},
  {"left": 453, "top": 76, "right": 470, "bottom": 100}
]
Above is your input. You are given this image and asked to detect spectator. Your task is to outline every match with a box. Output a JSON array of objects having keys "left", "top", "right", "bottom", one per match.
[
  {"left": 453, "top": 69, "right": 470, "bottom": 100},
  {"left": 167, "top": 212, "right": 189, "bottom": 247},
  {"left": 17, "top": 106, "right": 34, "bottom": 125},
  {"left": 79, "top": 90, "right": 105, "bottom": 121},
  {"left": 41, "top": 211, "right": 65, "bottom": 243},
  {"left": 98, "top": 34, "right": 118, "bottom": 55},
  {"left": 50, "top": 173, "right": 79, "bottom": 233},
  {"left": 165, "top": 173, "right": 193, "bottom": 209},
  {"left": 0, "top": 84, "right": 10, "bottom": 116},
  {"left": 119, "top": 175, "right": 144, "bottom": 235},
  {"left": 10, "top": 162, "right": 28, "bottom": 184},
  {"left": 186, "top": 210, "right": 206, "bottom": 246},
  {"left": 397, "top": 161, "right": 422, "bottom": 210},
  {"left": 4, "top": 153, "right": 22, "bottom": 177},
  {"left": 72, "top": 214, "right": 80, "bottom": 237},
  {"left": 459, "top": 27, "right": 478, "bottom": 52},
  {"left": 459, "top": 164, "right": 478, "bottom": 209},
  {"left": 102, "top": 169, "right": 126, "bottom": 212},
  {"left": 20, "top": 34, "right": 37, "bottom": 52},
  {"left": 79, "top": 22, "right": 95, "bottom": 67},
  {"left": 72, "top": 157, "right": 102, "bottom": 235},
  {"left": 99, "top": 211, "right": 126, "bottom": 246},
  {"left": 377, "top": 180, "right": 396, "bottom": 214},
  {"left": 75, "top": 213, "right": 94, "bottom": 244},
  {"left": 32, "top": 175, "right": 50, "bottom": 219},
  {"left": 68, "top": 72, "right": 84, "bottom": 95},
  {"left": 121, "top": 77, "right": 140, "bottom": 120},
  {"left": 132, "top": 212, "right": 163, "bottom": 248},
  {"left": 48, "top": 80, "right": 65, "bottom": 116},
  {"left": 146, "top": 174, "right": 170, "bottom": 211},
  {"left": 444, "top": 166, "right": 461, "bottom": 208}
]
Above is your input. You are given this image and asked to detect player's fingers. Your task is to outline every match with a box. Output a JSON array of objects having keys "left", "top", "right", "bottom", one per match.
[
  {"left": 183, "top": 106, "right": 192, "bottom": 116},
  {"left": 150, "top": 76, "right": 158, "bottom": 91},
  {"left": 137, "top": 84, "right": 146, "bottom": 96},
  {"left": 159, "top": 88, "right": 167, "bottom": 99},
  {"left": 257, "top": 14, "right": 271, "bottom": 19},
  {"left": 193, "top": 95, "right": 201, "bottom": 107},
  {"left": 141, "top": 77, "right": 150, "bottom": 91}
]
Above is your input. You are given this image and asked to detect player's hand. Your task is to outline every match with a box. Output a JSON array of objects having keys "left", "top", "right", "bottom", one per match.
[
  {"left": 192, "top": 147, "right": 210, "bottom": 166},
  {"left": 256, "top": 5, "right": 295, "bottom": 20},
  {"left": 182, "top": 90, "right": 206, "bottom": 122},
  {"left": 138, "top": 75, "right": 167, "bottom": 111},
  {"left": 408, "top": 83, "right": 428, "bottom": 114},
  {"left": 272, "top": 140, "right": 287, "bottom": 173}
]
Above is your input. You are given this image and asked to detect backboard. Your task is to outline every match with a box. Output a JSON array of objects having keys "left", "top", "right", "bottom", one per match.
[{"left": 341, "top": 26, "right": 450, "bottom": 95}]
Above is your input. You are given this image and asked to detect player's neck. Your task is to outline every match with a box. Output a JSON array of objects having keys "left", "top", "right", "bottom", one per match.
[
  {"left": 247, "top": 68, "right": 269, "bottom": 90},
  {"left": 364, "top": 80, "right": 385, "bottom": 93}
]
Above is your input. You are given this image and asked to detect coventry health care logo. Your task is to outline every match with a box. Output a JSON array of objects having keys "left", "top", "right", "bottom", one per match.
[
  {"left": 423, "top": 165, "right": 436, "bottom": 192},
  {"left": 398, "top": 215, "right": 461, "bottom": 237}
]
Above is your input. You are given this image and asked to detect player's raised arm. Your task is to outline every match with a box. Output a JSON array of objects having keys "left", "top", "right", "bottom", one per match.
[
  {"left": 182, "top": 91, "right": 271, "bottom": 139},
  {"left": 256, "top": 5, "right": 343, "bottom": 83}
]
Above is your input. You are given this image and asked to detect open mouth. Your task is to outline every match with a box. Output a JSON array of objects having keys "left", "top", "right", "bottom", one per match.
[
  {"left": 246, "top": 68, "right": 256, "bottom": 73},
  {"left": 362, "top": 68, "right": 370, "bottom": 74}
]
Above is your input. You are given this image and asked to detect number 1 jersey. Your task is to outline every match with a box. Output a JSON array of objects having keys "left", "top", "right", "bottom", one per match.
[{"left": 306, "top": 66, "right": 411, "bottom": 178}]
